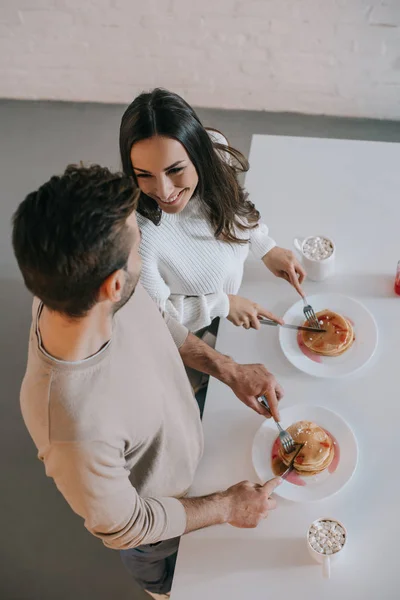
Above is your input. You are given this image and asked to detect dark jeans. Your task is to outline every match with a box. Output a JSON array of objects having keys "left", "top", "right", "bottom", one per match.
[
  {"left": 120, "top": 536, "right": 180, "bottom": 595},
  {"left": 120, "top": 369, "right": 214, "bottom": 593}
]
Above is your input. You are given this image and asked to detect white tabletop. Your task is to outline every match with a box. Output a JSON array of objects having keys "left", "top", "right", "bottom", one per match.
[{"left": 171, "top": 135, "right": 400, "bottom": 600}]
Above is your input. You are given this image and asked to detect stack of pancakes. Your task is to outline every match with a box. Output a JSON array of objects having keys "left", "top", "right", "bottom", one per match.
[
  {"left": 279, "top": 420, "right": 334, "bottom": 476},
  {"left": 301, "top": 309, "right": 354, "bottom": 357}
]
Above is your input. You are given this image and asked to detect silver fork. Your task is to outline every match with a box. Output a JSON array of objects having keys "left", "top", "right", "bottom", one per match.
[
  {"left": 302, "top": 296, "right": 321, "bottom": 330},
  {"left": 260, "top": 396, "right": 296, "bottom": 454},
  {"left": 281, "top": 443, "right": 305, "bottom": 478}
]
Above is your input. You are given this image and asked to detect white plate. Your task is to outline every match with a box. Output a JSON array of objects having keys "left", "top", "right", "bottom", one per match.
[
  {"left": 279, "top": 294, "right": 378, "bottom": 378},
  {"left": 252, "top": 405, "right": 358, "bottom": 502}
]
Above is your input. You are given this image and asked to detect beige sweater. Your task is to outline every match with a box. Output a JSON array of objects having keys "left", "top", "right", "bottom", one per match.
[{"left": 20, "top": 284, "right": 204, "bottom": 550}]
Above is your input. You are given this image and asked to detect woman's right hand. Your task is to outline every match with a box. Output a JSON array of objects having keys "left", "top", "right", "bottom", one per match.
[{"left": 227, "top": 295, "right": 284, "bottom": 330}]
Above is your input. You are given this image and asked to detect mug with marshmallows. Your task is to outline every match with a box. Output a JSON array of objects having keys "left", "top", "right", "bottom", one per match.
[
  {"left": 307, "top": 518, "right": 347, "bottom": 579},
  {"left": 294, "top": 235, "right": 335, "bottom": 282}
]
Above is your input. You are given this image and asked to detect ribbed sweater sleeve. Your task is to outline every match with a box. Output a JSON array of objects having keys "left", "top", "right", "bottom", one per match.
[
  {"left": 139, "top": 244, "right": 230, "bottom": 332},
  {"left": 249, "top": 222, "right": 276, "bottom": 259}
]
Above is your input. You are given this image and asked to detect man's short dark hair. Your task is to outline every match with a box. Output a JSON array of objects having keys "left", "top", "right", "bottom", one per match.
[{"left": 12, "top": 164, "right": 139, "bottom": 318}]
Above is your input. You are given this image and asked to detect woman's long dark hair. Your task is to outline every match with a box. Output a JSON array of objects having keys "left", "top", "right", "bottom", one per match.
[{"left": 119, "top": 88, "right": 260, "bottom": 244}]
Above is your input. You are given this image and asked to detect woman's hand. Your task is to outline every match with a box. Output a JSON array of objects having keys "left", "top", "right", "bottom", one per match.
[
  {"left": 262, "top": 246, "right": 306, "bottom": 296},
  {"left": 227, "top": 295, "right": 284, "bottom": 330}
]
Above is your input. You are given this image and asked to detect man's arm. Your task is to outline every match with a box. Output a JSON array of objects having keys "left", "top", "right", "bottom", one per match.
[
  {"left": 179, "top": 331, "right": 236, "bottom": 384},
  {"left": 46, "top": 439, "right": 280, "bottom": 548},
  {"left": 179, "top": 332, "right": 283, "bottom": 420},
  {"left": 180, "top": 491, "right": 229, "bottom": 532},
  {"left": 179, "top": 479, "right": 281, "bottom": 533},
  {"left": 45, "top": 440, "right": 187, "bottom": 550}
]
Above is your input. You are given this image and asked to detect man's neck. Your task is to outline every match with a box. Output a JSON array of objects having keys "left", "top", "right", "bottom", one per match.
[{"left": 38, "top": 304, "right": 113, "bottom": 362}]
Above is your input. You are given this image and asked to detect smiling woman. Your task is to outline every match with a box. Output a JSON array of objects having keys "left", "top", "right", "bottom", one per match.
[
  {"left": 119, "top": 88, "right": 306, "bottom": 336},
  {"left": 130, "top": 136, "right": 199, "bottom": 214},
  {"left": 120, "top": 88, "right": 256, "bottom": 242}
]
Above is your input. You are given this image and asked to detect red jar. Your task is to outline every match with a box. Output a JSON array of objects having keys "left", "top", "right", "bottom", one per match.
[{"left": 395, "top": 261, "right": 400, "bottom": 296}]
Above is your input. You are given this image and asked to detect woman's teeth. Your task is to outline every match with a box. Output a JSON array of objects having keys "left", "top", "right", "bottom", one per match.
[{"left": 162, "top": 189, "right": 184, "bottom": 204}]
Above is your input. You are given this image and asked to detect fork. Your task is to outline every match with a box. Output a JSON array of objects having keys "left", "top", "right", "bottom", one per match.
[
  {"left": 260, "top": 396, "right": 296, "bottom": 454},
  {"left": 281, "top": 443, "right": 305, "bottom": 478},
  {"left": 302, "top": 296, "right": 321, "bottom": 330}
]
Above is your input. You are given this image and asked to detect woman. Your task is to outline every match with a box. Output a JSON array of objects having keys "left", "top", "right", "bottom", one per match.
[{"left": 119, "top": 88, "right": 305, "bottom": 334}]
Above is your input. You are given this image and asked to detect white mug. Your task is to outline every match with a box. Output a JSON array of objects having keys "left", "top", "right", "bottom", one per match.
[
  {"left": 294, "top": 235, "right": 336, "bottom": 282},
  {"left": 306, "top": 517, "right": 347, "bottom": 579}
]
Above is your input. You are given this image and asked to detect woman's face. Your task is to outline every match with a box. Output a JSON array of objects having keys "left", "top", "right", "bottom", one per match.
[{"left": 130, "top": 136, "right": 199, "bottom": 214}]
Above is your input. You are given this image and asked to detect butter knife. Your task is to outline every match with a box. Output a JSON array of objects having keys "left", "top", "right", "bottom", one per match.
[
  {"left": 281, "top": 443, "right": 305, "bottom": 479},
  {"left": 259, "top": 318, "right": 326, "bottom": 333}
]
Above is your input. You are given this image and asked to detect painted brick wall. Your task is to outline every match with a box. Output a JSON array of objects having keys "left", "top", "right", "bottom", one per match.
[{"left": 1, "top": 0, "right": 400, "bottom": 118}]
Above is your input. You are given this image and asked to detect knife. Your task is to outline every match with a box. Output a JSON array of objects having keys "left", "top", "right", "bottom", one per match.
[
  {"left": 281, "top": 443, "right": 305, "bottom": 478},
  {"left": 259, "top": 318, "right": 326, "bottom": 333}
]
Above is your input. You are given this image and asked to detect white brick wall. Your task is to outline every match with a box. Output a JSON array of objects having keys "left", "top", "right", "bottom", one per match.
[{"left": 1, "top": 0, "right": 400, "bottom": 119}]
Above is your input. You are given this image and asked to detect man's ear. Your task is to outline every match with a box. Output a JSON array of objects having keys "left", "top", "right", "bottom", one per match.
[{"left": 98, "top": 269, "right": 125, "bottom": 303}]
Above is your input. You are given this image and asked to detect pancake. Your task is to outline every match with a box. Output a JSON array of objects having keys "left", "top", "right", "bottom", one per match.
[
  {"left": 279, "top": 420, "right": 334, "bottom": 476},
  {"left": 301, "top": 310, "right": 354, "bottom": 357}
]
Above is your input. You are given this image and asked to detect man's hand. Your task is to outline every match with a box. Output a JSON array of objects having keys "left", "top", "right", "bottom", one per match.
[
  {"left": 263, "top": 246, "right": 306, "bottom": 296},
  {"left": 180, "top": 477, "right": 282, "bottom": 533},
  {"left": 224, "top": 478, "right": 281, "bottom": 528},
  {"left": 227, "top": 362, "right": 284, "bottom": 420},
  {"left": 179, "top": 334, "right": 284, "bottom": 420},
  {"left": 227, "top": 294, "right": 284, "bottom": 330}
]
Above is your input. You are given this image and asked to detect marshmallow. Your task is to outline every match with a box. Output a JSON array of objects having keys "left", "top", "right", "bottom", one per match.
[
  {"left": 308, "top": 519, "right": 346, "bottom": 555},
  {"left": 302, "top": 237, "right": 334, "bottom": 261}
]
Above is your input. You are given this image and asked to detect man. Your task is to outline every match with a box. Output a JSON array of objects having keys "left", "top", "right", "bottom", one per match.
[{"left": 13, "top": 165, "right": 283, "bottom": 599}]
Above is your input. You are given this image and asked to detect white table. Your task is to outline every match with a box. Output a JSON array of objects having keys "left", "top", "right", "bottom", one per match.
[{"left": 171, "top": 135, "right": 400, "bottom": 600}]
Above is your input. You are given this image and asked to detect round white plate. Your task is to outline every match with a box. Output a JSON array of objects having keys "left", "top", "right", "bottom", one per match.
[
  {"left": 252, "top": 405, "right": 358, "bottom": 502},
  {"left": 279, "top": 294, "right": 378, "bottom": 378}
]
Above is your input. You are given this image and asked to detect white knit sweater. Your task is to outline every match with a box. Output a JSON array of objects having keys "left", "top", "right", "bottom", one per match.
[{"left": 138, "top": 197, "right": 276, "bottom": 332}]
